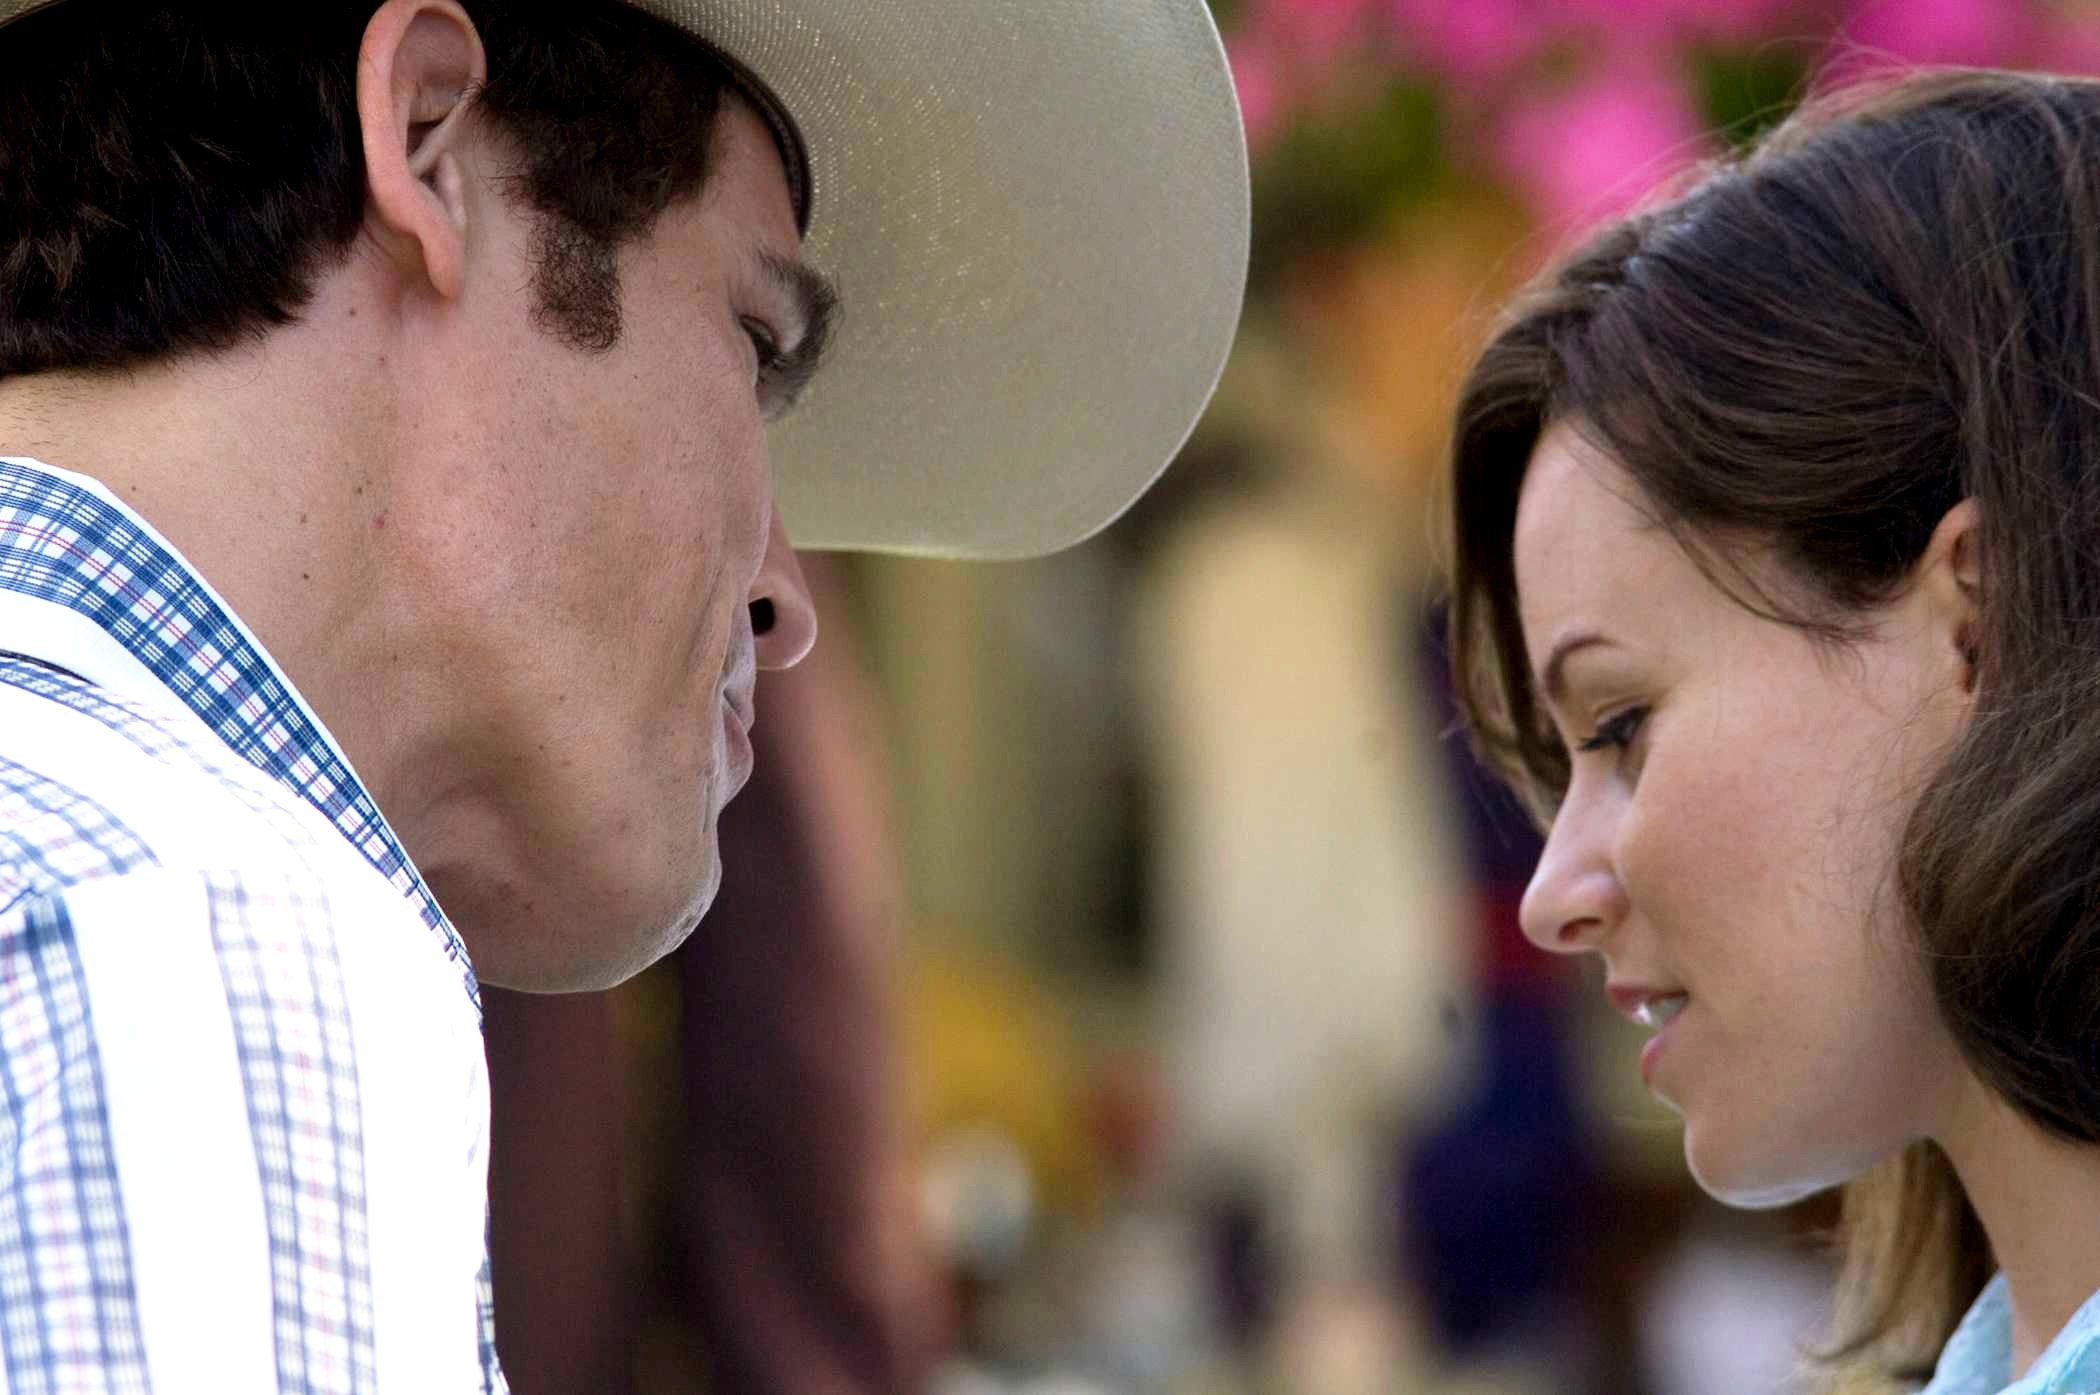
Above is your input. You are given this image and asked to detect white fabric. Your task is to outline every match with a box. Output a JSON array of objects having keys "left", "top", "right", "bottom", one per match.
[
  {"left": 0, "top": 612, "right": 494, "bottom": 1393},
  {"left": 0, "top": 452, "right": 498, "bottom": 1391}
]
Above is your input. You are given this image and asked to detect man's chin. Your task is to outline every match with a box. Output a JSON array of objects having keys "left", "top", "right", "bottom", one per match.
[{"left": 453, "top": 860, "right": 721, "bottom": 994}]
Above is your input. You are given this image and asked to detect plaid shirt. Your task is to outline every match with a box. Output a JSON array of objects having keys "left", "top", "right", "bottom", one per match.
[{"left": 0, "top": 457, "right": 506, "bottom": 1393}]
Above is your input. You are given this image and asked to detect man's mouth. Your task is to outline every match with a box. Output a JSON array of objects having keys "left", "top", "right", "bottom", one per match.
[{"left": 722, "top": 707, "right": 755, "bottom": 796}]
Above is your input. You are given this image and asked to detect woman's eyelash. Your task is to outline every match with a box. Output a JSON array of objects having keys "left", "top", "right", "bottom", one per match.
[{"left": 1577, "top": 705, "right": 1648, "bottom": 754}]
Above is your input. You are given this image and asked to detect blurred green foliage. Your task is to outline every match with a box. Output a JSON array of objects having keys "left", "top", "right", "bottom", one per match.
[
  {"left": 1249, "top": 79, "right": 1445, "bottom": 285},
  {"left": 1695, "top": 43, "right": 1814, "bottom": 147}
]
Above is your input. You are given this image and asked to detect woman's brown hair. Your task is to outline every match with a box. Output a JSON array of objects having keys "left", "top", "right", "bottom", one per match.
[{"left": 1446, "top": 69, "right": 2100, "bottom": 1385}]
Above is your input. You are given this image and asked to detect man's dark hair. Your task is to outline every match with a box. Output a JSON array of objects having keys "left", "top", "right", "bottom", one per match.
[{"left": 0, "top": 0, "right": 730, "bottom": 370}]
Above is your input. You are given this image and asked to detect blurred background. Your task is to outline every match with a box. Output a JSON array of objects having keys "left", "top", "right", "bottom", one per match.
[{"left": 484, "top": 3, "right": 2100, "bottom": 1393}]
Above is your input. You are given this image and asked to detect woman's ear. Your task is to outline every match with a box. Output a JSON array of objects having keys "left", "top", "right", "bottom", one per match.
[
  {"left": 355, "top": 0, "right": 488, "bottom": 302},
  {"left": 1921, "top": 498, "right": 1982, "bottom": 694}
]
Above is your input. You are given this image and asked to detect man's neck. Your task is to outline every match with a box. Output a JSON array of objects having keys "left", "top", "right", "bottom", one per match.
[{"left": 0, "top": 289, "right": 434, "bottom": 820}]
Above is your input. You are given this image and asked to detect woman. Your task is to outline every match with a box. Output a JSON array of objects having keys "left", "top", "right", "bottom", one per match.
[{"left": 1447, "top": 70, "right": 2100, "bottom": 1393}]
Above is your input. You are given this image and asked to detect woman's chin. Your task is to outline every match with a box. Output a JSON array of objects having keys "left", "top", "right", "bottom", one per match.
[{"left": 1683, "top": 1122, "right": 1848, "bottom": 1211}]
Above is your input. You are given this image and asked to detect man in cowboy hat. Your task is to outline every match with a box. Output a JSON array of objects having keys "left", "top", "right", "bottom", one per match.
[{"left": 0, "top": 0, "right": 1244, "bottom": 1388}]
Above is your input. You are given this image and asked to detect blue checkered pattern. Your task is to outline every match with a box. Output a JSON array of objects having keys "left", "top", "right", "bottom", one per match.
[
  {"left": 0, "top": 461, "right": 506, "bottom": 1392},
  {"left": 0, "top": 753, "right": 156, "bottom": 918},
  {"left": 477, "top": 1226, "right": 500, "bottom": 1395},
  {"left": 0, "top": 742, "right": 156, "bottom": 1394},
  {"left": 206, "top": 874, "right": 375, "bottom": 1395},
  {"left": 0, "top": 899, "right": 151, "bottom": 1395},
  {"left": 0, "top": 459, "right": 477, "bottom": 1011}
]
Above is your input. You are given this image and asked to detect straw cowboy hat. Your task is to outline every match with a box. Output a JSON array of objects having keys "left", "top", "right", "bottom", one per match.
[{"left": 0, "top": 0, "right": 1251, "bottom": 559}]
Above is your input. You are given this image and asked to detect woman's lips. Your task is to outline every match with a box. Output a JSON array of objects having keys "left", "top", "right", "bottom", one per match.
[
  {"left": 1606, "top": 982, "right": 1687, "bottom": 1025},
  {"left": 1606, "top": 983, "right": 1690, "bottom": 1088},
  {"left": 1637, "top": 995, "right": 1690, "bottom": 1088},
  {"left": 1631, "top": 992, "right": 1687, "bottom": 1030}
]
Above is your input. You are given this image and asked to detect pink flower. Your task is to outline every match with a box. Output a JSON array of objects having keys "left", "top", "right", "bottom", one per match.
[
  {"left": 1557, "top": 0, "right": 1808, "bottom": 47},
  {"left": 1227, "top": 33, "right": 1293, "bottom": 155},
  {"left": 2032, "top": 15, "right": 2100, "bottom": 77},
  {"left": 1494, "top": 65, "right": 1713, "bottom": 233},
  {"left": 1831, "top": 0, "right": 2036, "bottom": 77},
  {"left": 1389, "top": 0, "right": 1815, "bottom": 95},
  {"left": 1677, "top": 0, "right": 1813, "bottom": 44},
  {"left": 1249, "top": 0, "right": 1386, "bottom": 64},
  {"left": 1388, "top": 0, "right": 1554, "bottom": 84}
]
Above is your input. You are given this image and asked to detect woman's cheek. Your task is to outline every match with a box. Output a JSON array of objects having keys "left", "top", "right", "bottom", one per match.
[{"left": 1614, "top": 752, "right": 1740, "bottom": 935}]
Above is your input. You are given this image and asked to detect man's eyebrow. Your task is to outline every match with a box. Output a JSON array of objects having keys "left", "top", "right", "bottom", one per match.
[
  {"left": 756, "top": 250, "right": 840, "bottom": 416},
  {"left": 1538, "top": 630, "right": 1613, "bottom": 707}
]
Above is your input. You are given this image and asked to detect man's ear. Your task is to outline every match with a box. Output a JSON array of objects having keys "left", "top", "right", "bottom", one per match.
[
  {"left": 1920, "top": 497, "right": 1982, "bottom": 694},
  {"left": 356, "top": 0, "right": 487, "bottom": 302}
]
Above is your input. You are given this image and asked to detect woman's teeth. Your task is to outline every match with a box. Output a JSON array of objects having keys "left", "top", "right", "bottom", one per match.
[{"left": 1633, "top": 993, "right": 1688, "bottom": 1030}]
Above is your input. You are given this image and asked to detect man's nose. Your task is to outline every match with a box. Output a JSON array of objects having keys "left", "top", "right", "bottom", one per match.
[
  {"left": 1518, "top": 796, "right": 1628, "bottom": 954},
  {"left": 750, "top": 507, "right": 817, "bottom": 669}
]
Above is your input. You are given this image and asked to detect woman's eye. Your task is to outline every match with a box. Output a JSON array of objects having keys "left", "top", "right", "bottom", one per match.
[{"left": 1576, "top": 705, "right": 1648, "bottom": 754}]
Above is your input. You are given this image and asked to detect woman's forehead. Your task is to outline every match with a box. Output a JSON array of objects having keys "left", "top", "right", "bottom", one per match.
[
  {"left": 1512, "top": 424, "right": 1725, "bottom": 676},
  {"left": 1513, "top": 426, "right": 1649, "bottom": 605}
]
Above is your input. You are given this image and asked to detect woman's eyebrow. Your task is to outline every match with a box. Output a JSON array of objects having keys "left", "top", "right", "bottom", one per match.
[{"left": 1538, "top": 630, "right": 1614, "bottom": 705}]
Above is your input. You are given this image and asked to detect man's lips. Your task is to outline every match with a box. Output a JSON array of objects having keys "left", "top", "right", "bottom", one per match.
[
  {"left": 718, "top": 638, "right": 757, "bottom": 798},
  {"left": 723, "top": 704, "right": 755, "bottom": 796}
]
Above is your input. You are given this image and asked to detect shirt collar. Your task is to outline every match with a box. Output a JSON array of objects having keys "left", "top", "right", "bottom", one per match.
[
  {"left": 0, "top": 455, "right": 479, "bottom": 1014},
  {"left": 1928, "top": 1274, "right": 2016, "bottom": 1395},
  {"left": 1927, "top": 1272, "right": 2100, "bottom": 1395}
]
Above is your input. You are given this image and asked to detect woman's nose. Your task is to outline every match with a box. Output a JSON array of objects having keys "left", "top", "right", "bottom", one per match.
[
  {"left": 750, "top": 507, "right": 817, "bottom": 670},
  {"left": 1519, "top": 801, "right": 1628, "bottom": 953}
]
